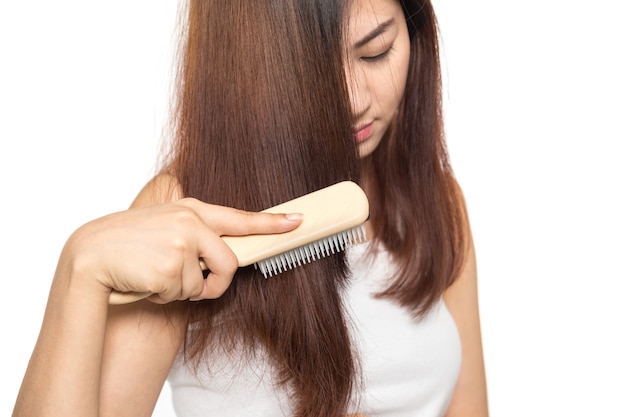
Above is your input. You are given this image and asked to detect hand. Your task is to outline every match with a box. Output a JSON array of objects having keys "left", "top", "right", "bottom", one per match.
[{"left": 62, "top": 198, "right": 302, "bottom": 303}]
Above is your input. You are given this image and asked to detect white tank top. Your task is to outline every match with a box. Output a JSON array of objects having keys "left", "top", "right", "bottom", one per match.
[{"left": 167, "top": 242, "right": 461, "bottom": 416}]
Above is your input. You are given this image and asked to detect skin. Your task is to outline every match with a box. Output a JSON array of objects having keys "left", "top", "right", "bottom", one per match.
[
  {"left": 348, "top": 2, "right": 488, "bottom": 415},
  {"left": 13, "top": 0, "right": 488, "bottom": 416},
  {"left": 12, "top": 174, "right": 303, "bottom": 416},
  {"left": 345, "top": 0, "right": 410, "bottom": 159}
]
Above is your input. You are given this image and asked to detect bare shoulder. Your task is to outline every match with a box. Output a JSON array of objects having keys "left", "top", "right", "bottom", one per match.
[
  {"left": 130, "top": 172, "right": 184, "bottom": 208},
  {"left": 443, "top": 180, "right": 489, "bottom": 416},
  {"left": 443, "top": 179, "right": 478, "bottom": 319},
  {"left": 443, "top": 180, "right": 478, "bottom": 319},
  {"left": 444, "top": 178, "right": 477, "bottom": 305}
]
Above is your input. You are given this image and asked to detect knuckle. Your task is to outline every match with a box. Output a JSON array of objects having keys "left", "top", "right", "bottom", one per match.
[
  {"left": 190, "top": 283, "right": 204, "bottom": 299},
  {"left": 188, "top": 279, "right": 208, "bottom": 300},
  {"left": 223, "top": 249, "right": 239, "bottom": 272},
  {"left": 169, "top": 235, "right": 190, "bottom": 255},
  {"left": 203, "top": 278, "right": 229, "bottom": 299},
  {"left": 238, "top": 210, "right": 275, "bottom": 234},
  {"left": 210, "top": 250, "right": 238, "bottom": 276},
  {"left": 155, "top": 255, "right": 183, "bottom": 278},
  {"left": 178, "top": 197, "right": 201, "bottom": 208},
  {"left": 232, "top": 209, "right": 254, "bottom": 230},
  {"left": 171, "top": 206, "right": 200, "bottom": 229}
]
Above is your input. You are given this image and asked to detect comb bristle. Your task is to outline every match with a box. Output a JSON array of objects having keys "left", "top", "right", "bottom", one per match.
[{"left": 255, "top": 224, "right": 367, "bottom": 278}]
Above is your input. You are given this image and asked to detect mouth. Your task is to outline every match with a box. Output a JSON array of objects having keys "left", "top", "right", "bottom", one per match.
[{"left": 353, "top": 122, "right": 374, "bottom": 143}]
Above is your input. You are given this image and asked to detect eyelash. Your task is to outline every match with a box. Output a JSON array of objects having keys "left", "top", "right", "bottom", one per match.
[{"left": 361, "top": 46, "right": 393, "bottom": 63}]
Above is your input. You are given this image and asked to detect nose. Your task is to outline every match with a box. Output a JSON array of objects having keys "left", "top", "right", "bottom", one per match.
[{"left": 346, "top": 64, "right": 371, "bottom": 120}]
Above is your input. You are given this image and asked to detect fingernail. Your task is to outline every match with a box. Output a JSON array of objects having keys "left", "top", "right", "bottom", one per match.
[{"left": 285, "top": 213, "right": 303, "bottom": 221}]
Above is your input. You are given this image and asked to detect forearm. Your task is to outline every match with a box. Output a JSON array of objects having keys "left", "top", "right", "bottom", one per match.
[
  {"left": 13, "top": 261, "right": 111, "bottom": 417},
  {"left": 13, "top": 181, "right": 304, "bottom": 416}
]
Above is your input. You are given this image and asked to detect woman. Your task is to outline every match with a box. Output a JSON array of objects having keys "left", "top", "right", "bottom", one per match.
[{"left": 13, "top": 0, "right": 488, "bottom": 416}]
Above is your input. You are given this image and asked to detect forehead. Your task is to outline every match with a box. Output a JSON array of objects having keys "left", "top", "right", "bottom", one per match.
[{"left": 346, "top": 0, "right": 403, "bottom": 33}]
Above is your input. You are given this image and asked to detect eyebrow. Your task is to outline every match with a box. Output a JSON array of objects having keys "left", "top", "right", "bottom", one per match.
[{"left": 354, "top": 18, "right": 395, "bottom": 49}]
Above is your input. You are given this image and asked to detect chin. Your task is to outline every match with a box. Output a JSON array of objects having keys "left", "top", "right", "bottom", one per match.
[{"left": 358, "top": 138, "right": 382, "bottom": 159}]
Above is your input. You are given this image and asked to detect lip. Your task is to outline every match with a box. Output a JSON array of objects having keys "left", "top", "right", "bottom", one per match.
[{"left": 353, "top": 122, "right": 374, "bottom": 143}]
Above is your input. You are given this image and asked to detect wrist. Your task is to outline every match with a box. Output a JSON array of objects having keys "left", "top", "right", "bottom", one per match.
[{"left": 54, "top": 236, "right": 113, "bottom": 304}]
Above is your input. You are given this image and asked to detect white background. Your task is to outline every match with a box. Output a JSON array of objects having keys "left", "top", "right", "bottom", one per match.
[{"left": 1, "top": 1, "right": 624, "bottom": 416}]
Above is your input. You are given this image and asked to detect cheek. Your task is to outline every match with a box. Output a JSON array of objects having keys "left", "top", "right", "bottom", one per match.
[
  {"left": 385, "top": 29, "right": 411, "bottom": 108},
  {"left": 376, "top": 57, "right": 409, "bottom": 115},
  {"left": 391, "top": 46, "right": 411, "bottom": 105}
]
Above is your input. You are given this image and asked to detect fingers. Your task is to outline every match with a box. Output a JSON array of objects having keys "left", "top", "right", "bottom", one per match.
[
  {"left": 145, "top": 222, "right": 238, "bottom": 303},
  {"left": 194, "top": 227, "right": 240, "bottom": 299},
  {"left": 112, "top": 199, "right": 303, "bottom": 304},
  {"left": 184, "top": 204, "right": 302, "bottom": 300},
  {"left": 178, "top": 198, "right": 302, "bottom": 237},
  {"left": 186, "top": 203, "right": 303, "bottom": 299},
  {"left": 148, "top": 206, "right": 256, "bottom": 302}
]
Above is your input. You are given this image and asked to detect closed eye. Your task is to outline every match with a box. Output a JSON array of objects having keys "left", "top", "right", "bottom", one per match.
[{"left": 361, "top": 46, "right": 393, "bottom": 63}]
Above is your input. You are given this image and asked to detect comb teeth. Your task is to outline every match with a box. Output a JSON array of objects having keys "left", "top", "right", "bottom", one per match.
[{"left": 255, "top": 224, "right": 367, "bottom": 278}]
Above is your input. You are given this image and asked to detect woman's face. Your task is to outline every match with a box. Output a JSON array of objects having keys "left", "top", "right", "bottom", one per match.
[{"left": 344, "top": 0, "right": 411, "bottom": 158}]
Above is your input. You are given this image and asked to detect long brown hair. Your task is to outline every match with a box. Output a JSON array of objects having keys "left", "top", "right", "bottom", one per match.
[
  {"left": 166, "top": 0, "right": 359, "bottom": 416},
  {"left": 163, "top": 0, "right": 466, "bottom": 414},
  {"left": 363, "top": 0, "right": 467, "bottom": 316}
]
